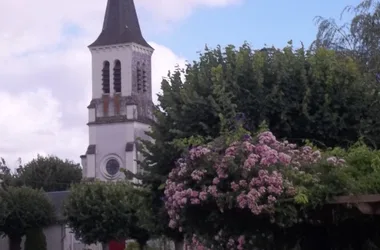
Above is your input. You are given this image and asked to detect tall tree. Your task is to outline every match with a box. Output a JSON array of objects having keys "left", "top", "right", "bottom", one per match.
[
  {"left": 0, "top": 186, "right": 55, "bottom": 250},
  {"left": 18, "top": 155, "right": 82, "bottom": 191},
  {"left": 312, "top": 0, "right": 380, "bottom": 74},
  {"left": 312, "top": 0, "right": 380, "bottom": 147}
]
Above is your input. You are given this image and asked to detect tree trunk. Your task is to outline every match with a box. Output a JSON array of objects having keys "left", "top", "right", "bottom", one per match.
[
  {"left": 102, "top": 243, "right": 109, "bottom": 250},
  {"left": 9, "top": 235, "right": 22, "bottom": 250},
  {"left": 174, "top": 240, "right": 184, "bottom": 250}
]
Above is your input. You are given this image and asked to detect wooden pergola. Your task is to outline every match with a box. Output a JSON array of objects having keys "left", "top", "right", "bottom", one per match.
[{"left": 329, "top": 194, "right": 380, "bottom": 215}]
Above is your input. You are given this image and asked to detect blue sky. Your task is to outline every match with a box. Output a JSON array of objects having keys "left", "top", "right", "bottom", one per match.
[{"left": 139, "top": 0, "right": 361, "bottom": 61}]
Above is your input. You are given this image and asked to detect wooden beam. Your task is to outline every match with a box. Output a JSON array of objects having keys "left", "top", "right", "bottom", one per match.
[{"left": 329, "top": 194, "right": 380, "bottom": 204}]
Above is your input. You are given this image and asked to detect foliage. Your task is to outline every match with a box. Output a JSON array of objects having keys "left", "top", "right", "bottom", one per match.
[
  {"left": 125, "top": 241, "right": 159, "bottom": 250},
  {"left": 0, "top": 158, "right": 24, "bottom": 187},
  {"left": 137, "top": 109, "right": 184, "bottom": 241},
  {"left": 163, "top": 129, "right": 363, "bottom": 249},
  {"left": 312, "top": 0, "right": 380, "bottom": 74},
  {"left": 326, "top": 141, "right": 380, "bottom": 194},
  {"left": 24, "top": 228, "right": 47, "bottom": 250},
  {"left": 17, "top": 155, "right": 82, "bottom": 192},
  {"left": 139, "top": 41, "right": 377, "bottom": 242},
  {"left": 158, "top": 43, "right": 375, "bottom": 149},
  {"left": 0, "top": 186, "right": 55, "bottom": 238},
  {"left": 64, "top": 181, "right": 150, "bottom": 246}
]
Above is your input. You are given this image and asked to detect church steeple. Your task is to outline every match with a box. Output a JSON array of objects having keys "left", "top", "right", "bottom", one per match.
[
  {"left": 89, "top": 0, "right": 151, "bottom": 48},
  {"left": 82, "top": 0, "right": 153, "bottom": 185}
]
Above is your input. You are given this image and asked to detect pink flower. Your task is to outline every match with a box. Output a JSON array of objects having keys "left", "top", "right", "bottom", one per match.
[
  {"left": 239, "top": 180, "right": 248, "bottom": 188},
  {"left": 199, "top": 191, "right": 208, "bottom": 201},
  {"left": 191, "top": 191, "right": 199, "bottom": 197},
  {"left": 327, "top": 156, "right": 337, "bottom": 164},
  {"left": 212, "top": 177, "right": 220, "bottom": 185},
  {"left": 231, "top": 182, "right": 239, "bottom": 191},
  {"left": 237, "top": 235, "right": 245, "bottom": 250},
  {"left": 242, "top": 141, "right": 255, "bottom": 152},
  {"left": 243, "top": 153, "right": 259, "bottom": 170},
  {"left": 258, "top": 131, "right": 277, "bottom": 145},
  {"left": 207, "top": 185, "right": 218, "bottom": 197},
  {"left": 278, "top": 152, "right": 291, "bottom": 165},
  {"left": 163, "top": 128, "right": 345, "bottom": 245}
]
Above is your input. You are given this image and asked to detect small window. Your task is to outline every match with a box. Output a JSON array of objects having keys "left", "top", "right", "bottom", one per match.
[
  {"left": 113, "top": 60, "right": 121, "bottom": 93},
  {"left": 102, "top": 61, "right": 110, "bottom": 94}
]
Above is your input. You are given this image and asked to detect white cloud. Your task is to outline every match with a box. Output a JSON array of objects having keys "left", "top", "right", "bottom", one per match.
[
  {"left": 0, "top": 0, "right": 237, "bottom": 166},
  {"left": 137, "top": 0, "right": 243, "bottom": 23}
]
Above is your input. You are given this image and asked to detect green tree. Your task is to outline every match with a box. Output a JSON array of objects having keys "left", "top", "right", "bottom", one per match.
[
  {"left": 0, "top": 158, "right": 23, "bottom": 187},
  {"left": 0, "top": 186, "right": 55, "bottom": 250},
  {"left": 138, "top": 42, "right": 375, "bottom": 245},
  {"left": 312, "top": 0, "right": 380, "bottom": 147},
  {"left": 313, "top": 0, "right": 380, "bottom": 74},
  {"left": 24, "top": 228, "right": 47, "bottom": 250},
  {"left": 64, "top": 181, "right": 150, "bottom": 250},
  {"left": 18, "top": 155, "right": 82, "bottom": 191}
]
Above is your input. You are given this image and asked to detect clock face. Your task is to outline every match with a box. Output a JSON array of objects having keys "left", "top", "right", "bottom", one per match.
[{"left": 105, "top": 159, "right": 120, "bottom": 176}]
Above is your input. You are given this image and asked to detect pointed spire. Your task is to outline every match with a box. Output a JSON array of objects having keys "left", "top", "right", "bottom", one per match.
[{"left": 89, "top": 0, "right": 151, "bottom": 48}]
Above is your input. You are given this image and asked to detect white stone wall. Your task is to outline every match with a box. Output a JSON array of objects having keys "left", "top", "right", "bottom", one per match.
[{"left": 90, "top": 44, "right": 133, "bottom": 99}]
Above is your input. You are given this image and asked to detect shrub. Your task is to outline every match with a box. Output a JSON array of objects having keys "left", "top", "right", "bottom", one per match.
[
  {"left": 164, "top": 130, "right": 345, "bottom": 249},
  {"left": 24, "top": 228, "right": 47, "bottom": 250}
]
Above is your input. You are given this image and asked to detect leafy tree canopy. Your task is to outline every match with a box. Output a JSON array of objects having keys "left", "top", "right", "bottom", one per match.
[
  {"left": 313, "top": 0, "right": 380, "bottom": 74},
  {"left": 64, "top": 181, "right": 150, "bottom": 246},
  {"left": 17, "top": 155, "right": 82, "bottom": 191},
  {"left": 0, "top": 186, "right": 55, "bottom": 238}
]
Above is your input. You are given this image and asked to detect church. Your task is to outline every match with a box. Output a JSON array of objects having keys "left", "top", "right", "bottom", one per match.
[
  {"left": 0, "top": 0, "right": 156, "bottom": 250},
  {"left": 80, "top": 0, "right": 154, "bottom": 181}
]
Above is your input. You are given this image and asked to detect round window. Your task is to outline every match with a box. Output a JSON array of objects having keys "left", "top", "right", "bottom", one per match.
[{"left": 105, "top": 159, "right": 120, "bottom": 176}]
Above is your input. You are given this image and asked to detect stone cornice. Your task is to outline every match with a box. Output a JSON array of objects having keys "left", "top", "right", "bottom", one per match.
[{"left": 87, "top": 115, "right": 153, "bottom": 125}]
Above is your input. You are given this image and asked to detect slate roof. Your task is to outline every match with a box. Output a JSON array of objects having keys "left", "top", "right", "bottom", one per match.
[
  {"left": 46, "top": 191, "right": 70, "bottom": 222},
  {"left": 89, "top": 0, "right": 152, "bottom": 48}
]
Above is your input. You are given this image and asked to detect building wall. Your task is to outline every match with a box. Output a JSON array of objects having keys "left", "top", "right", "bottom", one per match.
[
  {"left": 90, "top": 44, "right": 133, "bottom": 99},
  {"left": 83, "top": 120, "right": 150, "bottom": 180}
]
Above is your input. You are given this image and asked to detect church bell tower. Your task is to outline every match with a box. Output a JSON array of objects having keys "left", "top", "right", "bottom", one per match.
[{"left": 80, "top": 0, "right": 154, "bottom": 181}]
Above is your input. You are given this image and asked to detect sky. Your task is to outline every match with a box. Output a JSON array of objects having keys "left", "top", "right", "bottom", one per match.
[{"left": 0, "top": 0, "right": 362, "bottom": 167}]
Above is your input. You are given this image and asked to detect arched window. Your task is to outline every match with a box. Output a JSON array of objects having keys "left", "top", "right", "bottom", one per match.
[
  {"left": 102, "top": 61, "right": 110, "bottom": 94},
  {"left": 113, "top": 60, "right": 121, "bottom": 93}
]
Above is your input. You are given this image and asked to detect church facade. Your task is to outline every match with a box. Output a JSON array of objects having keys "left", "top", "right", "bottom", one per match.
[{"left": 80, "top": 0, "right": 154, "bottom": 182}]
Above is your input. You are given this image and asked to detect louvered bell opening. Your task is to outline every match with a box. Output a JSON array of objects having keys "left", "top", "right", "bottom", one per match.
[
  {"left": 113, "top": 60, "right": 121, "bottom": 93},
  {"left": 102, "top": 61, "right": 110, "bottom": 94},
  {"left": 137, "top": 67, "right": 142, "bottom": 92},
  {"left": 142, "top": 70, "right": 147, "bottom": 92}
]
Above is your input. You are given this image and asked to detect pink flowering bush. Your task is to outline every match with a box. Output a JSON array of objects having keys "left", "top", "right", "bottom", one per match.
[{"left": 164, "top": 131, "right": 347, "bottom": 249}]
